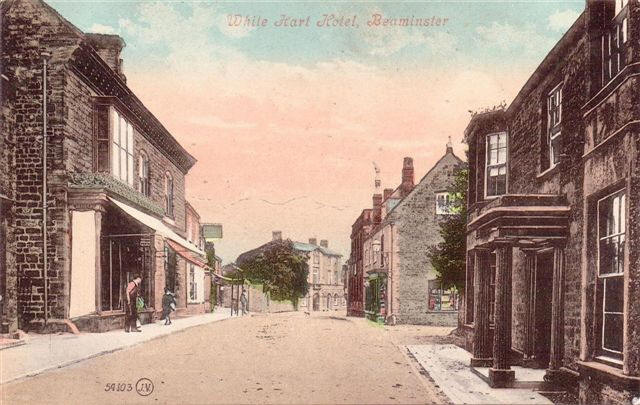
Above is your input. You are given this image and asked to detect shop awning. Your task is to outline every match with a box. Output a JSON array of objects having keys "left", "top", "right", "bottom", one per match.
[
  {"left": 166, "top": 239, "right": 208, "bottom": 268},
  {"left": 108, "top": 197, "right": 205, "bottom": 256}
]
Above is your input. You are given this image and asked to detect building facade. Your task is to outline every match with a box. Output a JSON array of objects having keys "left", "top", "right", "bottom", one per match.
[
  {"left": 236, "top": 232, "right": 345, "bottom": 312},
  {"left": 1, "top": 0, "right": 205, "bottom": 332},
  {"left": 362, "top": 148, "right": 463, "bottom": 325},
  {"left": 347, "top": 207, "right": 377, "bottom": 317},
  {"left": 460, "top": 1, "right": 640, "bottom": 402}
]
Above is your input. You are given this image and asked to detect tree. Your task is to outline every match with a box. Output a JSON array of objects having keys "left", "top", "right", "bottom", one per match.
[
  {"left": 428, "top": 167, "right": 468, "bottom": 291},
  {"left": 236, "top": 239, "right": 309, "bottom": 306}
]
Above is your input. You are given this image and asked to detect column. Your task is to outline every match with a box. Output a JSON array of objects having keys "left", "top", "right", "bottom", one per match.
[
  {"left": 546, "top": 246, "right": 565, "bottom": 381},
  {"left": 522, "top": 251, "right": 536, "bottom": 365},
  {"left": 489, "top": 245, "right": 515, "bottom": 388},
  {"left": 471, "top": 248, "right": 492, "bottom": 367}
]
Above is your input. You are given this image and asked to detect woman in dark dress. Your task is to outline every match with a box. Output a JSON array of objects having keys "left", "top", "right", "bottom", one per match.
[{"left": 161, "top": 287, "right": 176, "bottom": 325}]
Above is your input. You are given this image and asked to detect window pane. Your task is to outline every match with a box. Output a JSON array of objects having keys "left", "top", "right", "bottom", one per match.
[
  {"left": 489, "top": 167, "right": 499, "bottom": 177},
  {"left": 111, "top": 109, "right": 119, "bottom": 145},
  {"left": 619, "top": 194, "right": 626, "bottom": 234},
  {"left": 600, "top": 237, "right": 620, "bottom": 275},
  {"left": 127, "top": 152, "right": 134, "bottom": 186},
  {"left": 498, "top": 133, "right": 506, "bottom": 148},
  {"left": 489, "top": 134, "right": 497, "bottom": 148},
  {"left": 127, "top": 123, "right": 134, "bottom": 153},
  {"left": 604, "top": 277, "right": 623, "bottom": 313},
  {"left": 120, "top": 148, "right": 127, "bottom": 181},
  {"left": 497, "top": 148, "right": 506, "bottom": 164},
  {"left": 490, "top": 149, "right": 498, "bottom": 165},
  {"left": 622, "top": 18, "right": 628, "bottom": 43},
  {"left": 112, "top": 142, "right": 119, "bottom": 177},
  {"left": 603, "top": 313, "right": 623, "bottom": 352}
]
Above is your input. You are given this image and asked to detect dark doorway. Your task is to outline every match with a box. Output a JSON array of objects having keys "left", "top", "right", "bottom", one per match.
[
  {"left": 533, "top": 251, "right": 554, "bottom": 367},
  {"left": 313, "top": 293, "right": 320, "bottom": 311}
]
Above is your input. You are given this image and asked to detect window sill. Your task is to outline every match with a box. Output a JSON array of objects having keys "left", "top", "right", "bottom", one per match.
[
  {"left": 537, "top": 163, "right": 560, "bottom": 179},
  {"left": 577, "top": 360, "right": 639, "bottom": 391}
]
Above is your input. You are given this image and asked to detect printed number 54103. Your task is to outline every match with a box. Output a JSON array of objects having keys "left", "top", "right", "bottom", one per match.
[{"left": 104, "top": 383, "right": 133, "bottom": 392}]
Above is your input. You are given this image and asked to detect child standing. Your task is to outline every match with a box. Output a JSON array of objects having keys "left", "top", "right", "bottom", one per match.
[{"left": 161, "top": 287, "right": 176, "bottom": 325}]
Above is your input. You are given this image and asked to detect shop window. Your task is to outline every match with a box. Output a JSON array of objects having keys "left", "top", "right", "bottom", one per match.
[
  {"left": 428, "top": 279, "right": 458, "bottom": 311},
  {"left": 597, "top": 190, "right": 626, "bottom": 361},
  {"left": 485, "top": 132, "right": 507, "bottom": 198},
  {"left": 436, "top": 192, "right": 453, "bottom": 215},
  {"left": 189, "top": 264, "right": 197, "bottom": 302},
  {"left": 164, "top": 172, "right": 174, "bottom": 218},
  {"left": 138, "top": 151, "right": 150, "bottom": 197},
  {"left": 547, "top": 84, "right": 563, "bottom": 168}
]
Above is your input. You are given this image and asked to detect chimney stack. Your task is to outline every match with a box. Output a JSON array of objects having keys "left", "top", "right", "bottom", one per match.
[
  {"left": 383, "top": 188, "right": 394, "bottom": 201},
  {"left": 272, "top": 231, "right": 282, "bottom": 241},
  {"left": 402, "top": 157, "right": 414, "bottom": 187},
  {"left": 309, "top": 238, "right": 317, "bottom": 245},
  {"left": 85, "top": 33, "right": 127, "bottom": 82},
  {"left": 372, "top": 193, "right": 383, "bottom": 224},
  {"left": 320, "top": 240, "right": 328, "bottom": 248},
  {"left": 446, "top": 136, "right": 454, "bottom": 154}
]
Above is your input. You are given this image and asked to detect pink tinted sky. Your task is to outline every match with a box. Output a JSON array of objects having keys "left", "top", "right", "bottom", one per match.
[{"left": 61, "top": 1, "right": 583, "bottom": 263}]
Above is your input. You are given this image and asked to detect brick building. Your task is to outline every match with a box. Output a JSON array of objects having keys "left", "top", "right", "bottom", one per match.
[
  {"left": 346, "top": 207, "right": 377, "bottom": 317},
  {"left": 236, "top": 232, "right": 345, "bottom": 312},
  {"left": 360, "top": 146, "right": 463, "bottom": 325},
  {"left": 1, "top": 0, "right": 206, "bottom": 332},
  {"left": 459, "top": 1, "right": 640, "bottom": 402}
]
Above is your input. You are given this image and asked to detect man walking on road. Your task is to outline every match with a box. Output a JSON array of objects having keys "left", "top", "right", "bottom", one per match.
[
  {"left": 240, "top": 288, "right": 248, "bottom": 316},
  {"left": 125, "top": 275, "right": 142, "bottom": 333}
]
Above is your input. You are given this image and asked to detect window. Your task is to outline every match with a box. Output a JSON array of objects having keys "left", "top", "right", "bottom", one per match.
[
  {"left": 485, "top": 132, "right": 507, "bottom": 197},
  {"left": 313, "top": 267, "right": 319, "bottom": 284},
  {"left": 111, "top": 108, "right": 134, "bottom": 186},
  {"left": 603, "top": 0, "right": 629, "bottom": 84},
  {"left": 189, "top": 264, "right": 197, "bottom": 302},
  {"left": 334, "top": 270, "right": 338, "bottom": 285},
  {"left": 313, "top": 253, "right": 319, "bottom": 264},
  {"left": 138, "top": 151, "right": 150, "bottom": 197},
  {"left": 164, "top": 172, "right": 174, "bottom": 218},
  {"left": 328, "top": 269, "right": 333, "bottom": 285},
  {"left": 547, "top": 84, "right": 563, "bottom": 167},
  {"left": 436, "top": 192, "right": 453, "bottom": 215},
  {"left": 597, "top": 190, "right": 626, "bottom": 360}
]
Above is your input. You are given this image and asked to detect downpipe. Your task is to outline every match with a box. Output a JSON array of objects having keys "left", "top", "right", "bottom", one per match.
[{"left": 41, "top": 52, "right": 50, "bottom": 325}]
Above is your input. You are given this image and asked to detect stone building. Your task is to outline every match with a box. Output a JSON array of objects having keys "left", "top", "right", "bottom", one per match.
[
  {"left": 1, "top": 0, "right": 206, "bottom": 332},
  {"left": 236, "top": 232, "right": 345, "bottom": 312},
  {"left": 459, "top": 1, "right": 640, "bottom": 402},
  {"left": 360, "top": 145, "right": 463, "bottom": 325}
]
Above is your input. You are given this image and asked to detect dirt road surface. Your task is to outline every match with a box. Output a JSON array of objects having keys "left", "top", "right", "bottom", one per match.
[{"left": 1, "top": 312, "right": 451, "bottom": 404}]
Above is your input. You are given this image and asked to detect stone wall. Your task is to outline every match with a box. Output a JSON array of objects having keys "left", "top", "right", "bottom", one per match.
[{"left": 393, "top": 149, "right": 463, "bottom": 325}]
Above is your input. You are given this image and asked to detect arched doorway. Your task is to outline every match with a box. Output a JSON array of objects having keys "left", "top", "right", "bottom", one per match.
[
  {"left": 313, "top": 293, "right": 320, "bottom": 311},
  {"left": 326, "top": 294, "right": 332, "bottom": 310}
]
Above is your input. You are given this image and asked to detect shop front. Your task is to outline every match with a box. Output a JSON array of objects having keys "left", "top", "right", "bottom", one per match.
[{"left": 365, "top": 271, "right": 387, "bottom": 323}]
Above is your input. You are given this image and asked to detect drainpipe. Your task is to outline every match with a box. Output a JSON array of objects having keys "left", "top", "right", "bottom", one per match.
[{"left": 41, "top": 52, "right": 51, "bottom": 325}]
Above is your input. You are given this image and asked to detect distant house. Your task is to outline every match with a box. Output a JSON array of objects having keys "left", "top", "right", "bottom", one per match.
[
  {"left": 360, "top": 144, "right": 463, "bottom": 325},
  {"left": 235, "top": 232, "right": 345, "bottom": 312}
]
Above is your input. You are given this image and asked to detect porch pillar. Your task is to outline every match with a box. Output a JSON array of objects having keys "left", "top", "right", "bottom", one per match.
[
  {"left": 471, "top": 248, "right": 492, "bottom": 367},
  {"left": 522, "top": 251, "right": 536, "bottom": 363},
  {"left": 94, "top": 209, "right": 102, "bottom": 313},
  {"left": 489, "top": 244, "right": 514, "bottom": 388},
  {"left": 546, "top": 246, "right": 565, "bottom": 380}
]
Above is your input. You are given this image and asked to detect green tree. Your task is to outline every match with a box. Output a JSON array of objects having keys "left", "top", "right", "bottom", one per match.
[
  {"left": 428, "top": 167, "right": 468, "bottom": 291},
  {"left": 237, "top": 239, "right": 309, "bottom": 306}
]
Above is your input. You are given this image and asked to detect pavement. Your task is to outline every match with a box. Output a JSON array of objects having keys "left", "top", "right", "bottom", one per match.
[
  {"left": 406, "top": 344, "right": 553, "bottom": 404},
  {"left": 0, "top": 307, "right": 233, "bottom": 385}
]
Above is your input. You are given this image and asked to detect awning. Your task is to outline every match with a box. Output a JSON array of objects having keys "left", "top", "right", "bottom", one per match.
[
  {"left": 108, "top": 197, "right": 205, "bottom": 256},
  {"left": 166, "top": 239, "right": 208, "bottom": 268}
]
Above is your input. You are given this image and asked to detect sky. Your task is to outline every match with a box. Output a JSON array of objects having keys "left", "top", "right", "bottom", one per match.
[{"left": 49, "top": 0, "right": 584, "bottom": 263}]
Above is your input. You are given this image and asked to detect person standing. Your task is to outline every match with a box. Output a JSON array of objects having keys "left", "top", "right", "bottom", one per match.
[
  {"left": 161, "top": 287, "right": 177, "bottom": 325},
  {"left": 125, "top": 276, "right": 142, "bottom": 333},
  {"left": 240, "top": 288, "right": 248, "bottom": 316}
]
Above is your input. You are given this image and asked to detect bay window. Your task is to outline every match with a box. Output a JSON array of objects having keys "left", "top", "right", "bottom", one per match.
[
  {"left": 111, "top": 108, "right": 134, "bottom": 186},
  {"left": 597, "top": 190, "right": 626, "bottom": 361},
  {"left": 485, "top": 132, "right": 507, "bottom": 197}
]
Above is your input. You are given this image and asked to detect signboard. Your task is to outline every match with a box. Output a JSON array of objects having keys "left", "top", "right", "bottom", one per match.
[{"left": 202, "top": 223, "right": 223, "bottom": 241}]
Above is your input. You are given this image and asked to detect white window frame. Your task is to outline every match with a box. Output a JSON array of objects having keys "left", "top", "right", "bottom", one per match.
[
  {"left": 137, "top": 150, "right": 150, "bottom": 196},
  {"left": 435, "top": 192, "right": 453, "bottom": 215},
  {"left": 596, "top": 189, "right": 626, "bottom": 360},
  {"left": 547, "top": 83, "right": 563, "bottom": 168},
  {"left": 110, "top": 107, "right": 134, "bottom": 186},
  {"left": 484, "top": 132, "right": 508, "bottom": 199}
]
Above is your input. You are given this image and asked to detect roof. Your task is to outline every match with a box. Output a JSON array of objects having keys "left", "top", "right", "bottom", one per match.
[{"left": 292, "top": 242, "right": 342, "bottom": 257}]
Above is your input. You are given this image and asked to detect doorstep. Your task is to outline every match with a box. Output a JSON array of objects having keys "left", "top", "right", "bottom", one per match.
[{"left": 0, "top": 337, "right": 27, "bottom": 351}]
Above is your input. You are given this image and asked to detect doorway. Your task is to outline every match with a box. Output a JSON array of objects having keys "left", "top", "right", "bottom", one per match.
[
  {"left": 533, "top": 251, "right": 553, "bottom": 367},
  {"left": 313, "top": 293, "right": 320, "bottom": 311}
]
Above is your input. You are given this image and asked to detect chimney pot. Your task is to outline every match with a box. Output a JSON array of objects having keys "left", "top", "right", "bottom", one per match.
[
  {"left": 383, "top": 188, "right": 394, "bottom": 200},
  {"left": 309, "top": 238, "right": 317, "bottom": 246},
  {"left": 272, "top": 231, "right": 282, "bottom": 241},
  {"left": 320, "top": 240, "right": 328, "bottom": 248}
]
